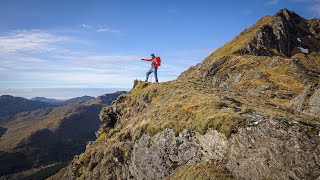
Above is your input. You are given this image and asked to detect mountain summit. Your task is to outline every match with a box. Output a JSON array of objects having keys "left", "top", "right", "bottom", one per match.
[
  {"left": 51, "top": 9, "right": 320, "bottom": 180},
  {"left": 209, "top": 8, "right": 320, "bottom": 58}
]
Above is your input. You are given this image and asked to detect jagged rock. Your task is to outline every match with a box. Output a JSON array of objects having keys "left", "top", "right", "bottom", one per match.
[
  {"left": 96, "top": 104, "right": 120, "bottom": 137},
  {"left": 222, "top": 96, "right": 242, "bottom": 106},
  {"left": 202, "top": 57, "right": 228, "bottom": 82},
  {"left": 267, "top": 59, "right": 280, "bottom": 68},
  {"left": 227, "top": 115, "right": 320, "bottom": 180},
  {"left": 236, "top": 9, "right": 316, "bottom": 57},
  {"left": 86, "top": 141, "right": 95, "bottom": 149},
  {"left": 306, "top": 88, "right": 320, "bottom": 117},
  {"left": 129, "top": 129, "right": 228, "bottom": 179},
  {"left": 259, "top": 85, "right": 273, "bottom": 91},
  {"left": 129, "top": 113, "right": 320, "bottom": 180},
  {"left": 274, "top": 91, "right": 294, "bottom": 99},
  {"left": 129, "top": 112, "right": 320, "bottom": 180},
  {"left": 129, "top": 129, "right": 198, "bottom": 179},
  {"left": 292, "top": 85, "right": 320, "bottom": 118}
]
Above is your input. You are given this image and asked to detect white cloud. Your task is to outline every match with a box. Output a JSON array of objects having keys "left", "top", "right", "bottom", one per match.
[
  {"left": 81, "top": 24, "right": 120, "bottom": 33},
  {"left": 97, "top": 27, "right": 120, "bottom": 33},
  {"left": 60, "top": 54, "right": 140, "bottom": 62},
  {"left": 0, "top": 30, "right": 67, "bottom": 55},
  {"left": 81, "top": 24, "right": 93, "bottom": 29},
  {"left": 265, "top": 0, "right": 280, "bottom": 5},
  {"left": 0, "top": 29, "right": 148, "bottom": 87},
  {"left": 0, "top": 29, "right": 203, "bottom": 89}
]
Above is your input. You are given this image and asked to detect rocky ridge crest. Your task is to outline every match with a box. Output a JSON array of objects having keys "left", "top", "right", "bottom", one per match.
[{"left": 51, "top": 9, "right": 320, "bottom": 180}]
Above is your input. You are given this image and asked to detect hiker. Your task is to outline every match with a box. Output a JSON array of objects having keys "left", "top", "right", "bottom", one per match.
[{"left": 141, "top": 53, "right": 161, "bottom": 82}]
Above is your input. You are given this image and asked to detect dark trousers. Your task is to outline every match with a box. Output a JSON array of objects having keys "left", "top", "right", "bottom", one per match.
[{"left": 146, "top": 66, "right": 158, "bottom": 82}]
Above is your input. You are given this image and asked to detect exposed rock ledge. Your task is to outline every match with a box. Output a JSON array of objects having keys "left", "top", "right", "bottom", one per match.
[
  {"left": 130, "top": 114, "right": 320, "bottom": 180},
  {"left": 292, "top": 85, "right": 320, "bottom": 118}
]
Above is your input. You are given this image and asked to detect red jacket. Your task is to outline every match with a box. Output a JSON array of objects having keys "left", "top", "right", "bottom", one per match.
[{"left": 143, "top": 56, "right": 161, "bottom": 67}]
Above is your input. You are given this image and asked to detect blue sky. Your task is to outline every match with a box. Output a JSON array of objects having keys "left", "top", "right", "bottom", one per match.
[{"left": 0, "top": 0, "right": 319, "bottom": 91}]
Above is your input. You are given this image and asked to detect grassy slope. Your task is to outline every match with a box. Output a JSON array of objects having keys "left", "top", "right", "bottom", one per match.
[
  {"left": 165, "top": 162, "right": 234, "bottom": 180},
  {"left": 112, "top": 80, "right": 319, "bottom": 140},
  {"left": 178, "top": 15, "right": 274, "bottom": 81},
  {"left": 209, "top": 16, "right": 273, "bottom": 58},
  {"left": 179, "top": 11, "right": 320, "bottom": 82},
  {"left": 59, "top": 50, "right": 320, "bottom": 179},
  {"left": 0, "top": 104, "right": 88, "bottom": 150},
  {"left": 0, "top": 103, "right": 102, "bottom": 176},
  {"left": 56, "top": 76, "right": 319, "bottom": 179}
]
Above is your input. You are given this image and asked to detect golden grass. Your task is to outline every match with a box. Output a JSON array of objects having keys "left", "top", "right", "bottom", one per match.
[
  {"left": 165, "top": 162, "right": 233, "bottom": 180},
  {"left": 98, "top": 77, "right": 320, "bottom": 145},
  {"left": 126, "top": 81, "right": 244, "bottom": 139},
  {"left": 208, "top": 16, "right": 273, "bottom": 59}
]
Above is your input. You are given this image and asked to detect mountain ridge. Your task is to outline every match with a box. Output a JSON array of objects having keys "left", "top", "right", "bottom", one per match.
[
  {"left": 58, "top": 96, "right": 95, "bottom": 106},
  {"left": 211, "top": 8, "right": 320, "bottom": 58},
  {"left": 0, "top": 91, "right": 126, "bottom": 179},
  {"left": 31, "top": 97, "right": 63, "bottom": 104},
  {"left": 51, "top": 9, "right": 320, "bottom": 180},
  {"left": 0, "top": 95, "right": 53, "bottom": 122}
]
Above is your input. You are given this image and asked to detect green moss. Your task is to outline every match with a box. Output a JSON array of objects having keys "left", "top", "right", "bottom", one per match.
[{"left": 78, "top": 152, "right": 91, "bottom": 166}]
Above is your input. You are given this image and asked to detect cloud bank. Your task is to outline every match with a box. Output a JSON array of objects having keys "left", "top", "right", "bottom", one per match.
[{"left": 0, "top": 29, "right": 204, "bottom": 89}]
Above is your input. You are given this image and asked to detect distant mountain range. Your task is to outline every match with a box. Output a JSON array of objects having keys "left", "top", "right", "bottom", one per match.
[
  {"left": 31, "top": 96, "right": 96, "bottom": 105},
  {"left": 57, "top": 95, "right": 95, "bottom": 105},
  {"left": 30, "top": 97, "right": 63, "bottom": 104},
  {"left": 0, "top": 91, "right": 126, "bottom": 179},
  {"left": 0, "top": 95, "right": 53, "bottom": 122},
  {"left": 0, "top": 95, "right": 100, "bottom": 123}
]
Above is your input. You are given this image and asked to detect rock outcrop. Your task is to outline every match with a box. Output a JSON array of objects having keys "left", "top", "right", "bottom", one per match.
[
  {"left": 292, "top": 84, "right": 320, "bottom": 118},
  {"left": 236, "top": 9, "right": 320, "bottom": 57},
  {"left": 129, "top": 113, "right": 320, "bottom": 180}
]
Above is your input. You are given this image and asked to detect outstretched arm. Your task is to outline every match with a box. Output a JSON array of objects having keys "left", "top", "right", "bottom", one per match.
[{"left": 141, "top": 58, "right": 153, "bottom": 62}]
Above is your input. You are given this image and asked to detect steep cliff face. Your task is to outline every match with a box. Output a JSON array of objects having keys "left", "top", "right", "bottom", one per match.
[{"left": 52, "top": 9, "right": 320, "bottom": 180}]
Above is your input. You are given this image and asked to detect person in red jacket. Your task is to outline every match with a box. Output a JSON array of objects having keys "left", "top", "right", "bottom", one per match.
[{"left": 141, "top": 53, "right": 161, "bottom": 82}]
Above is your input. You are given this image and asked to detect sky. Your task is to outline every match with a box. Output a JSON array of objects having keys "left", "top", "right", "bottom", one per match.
[{"left": 0, "top": 0, "right": 319, "bottom": 98}]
